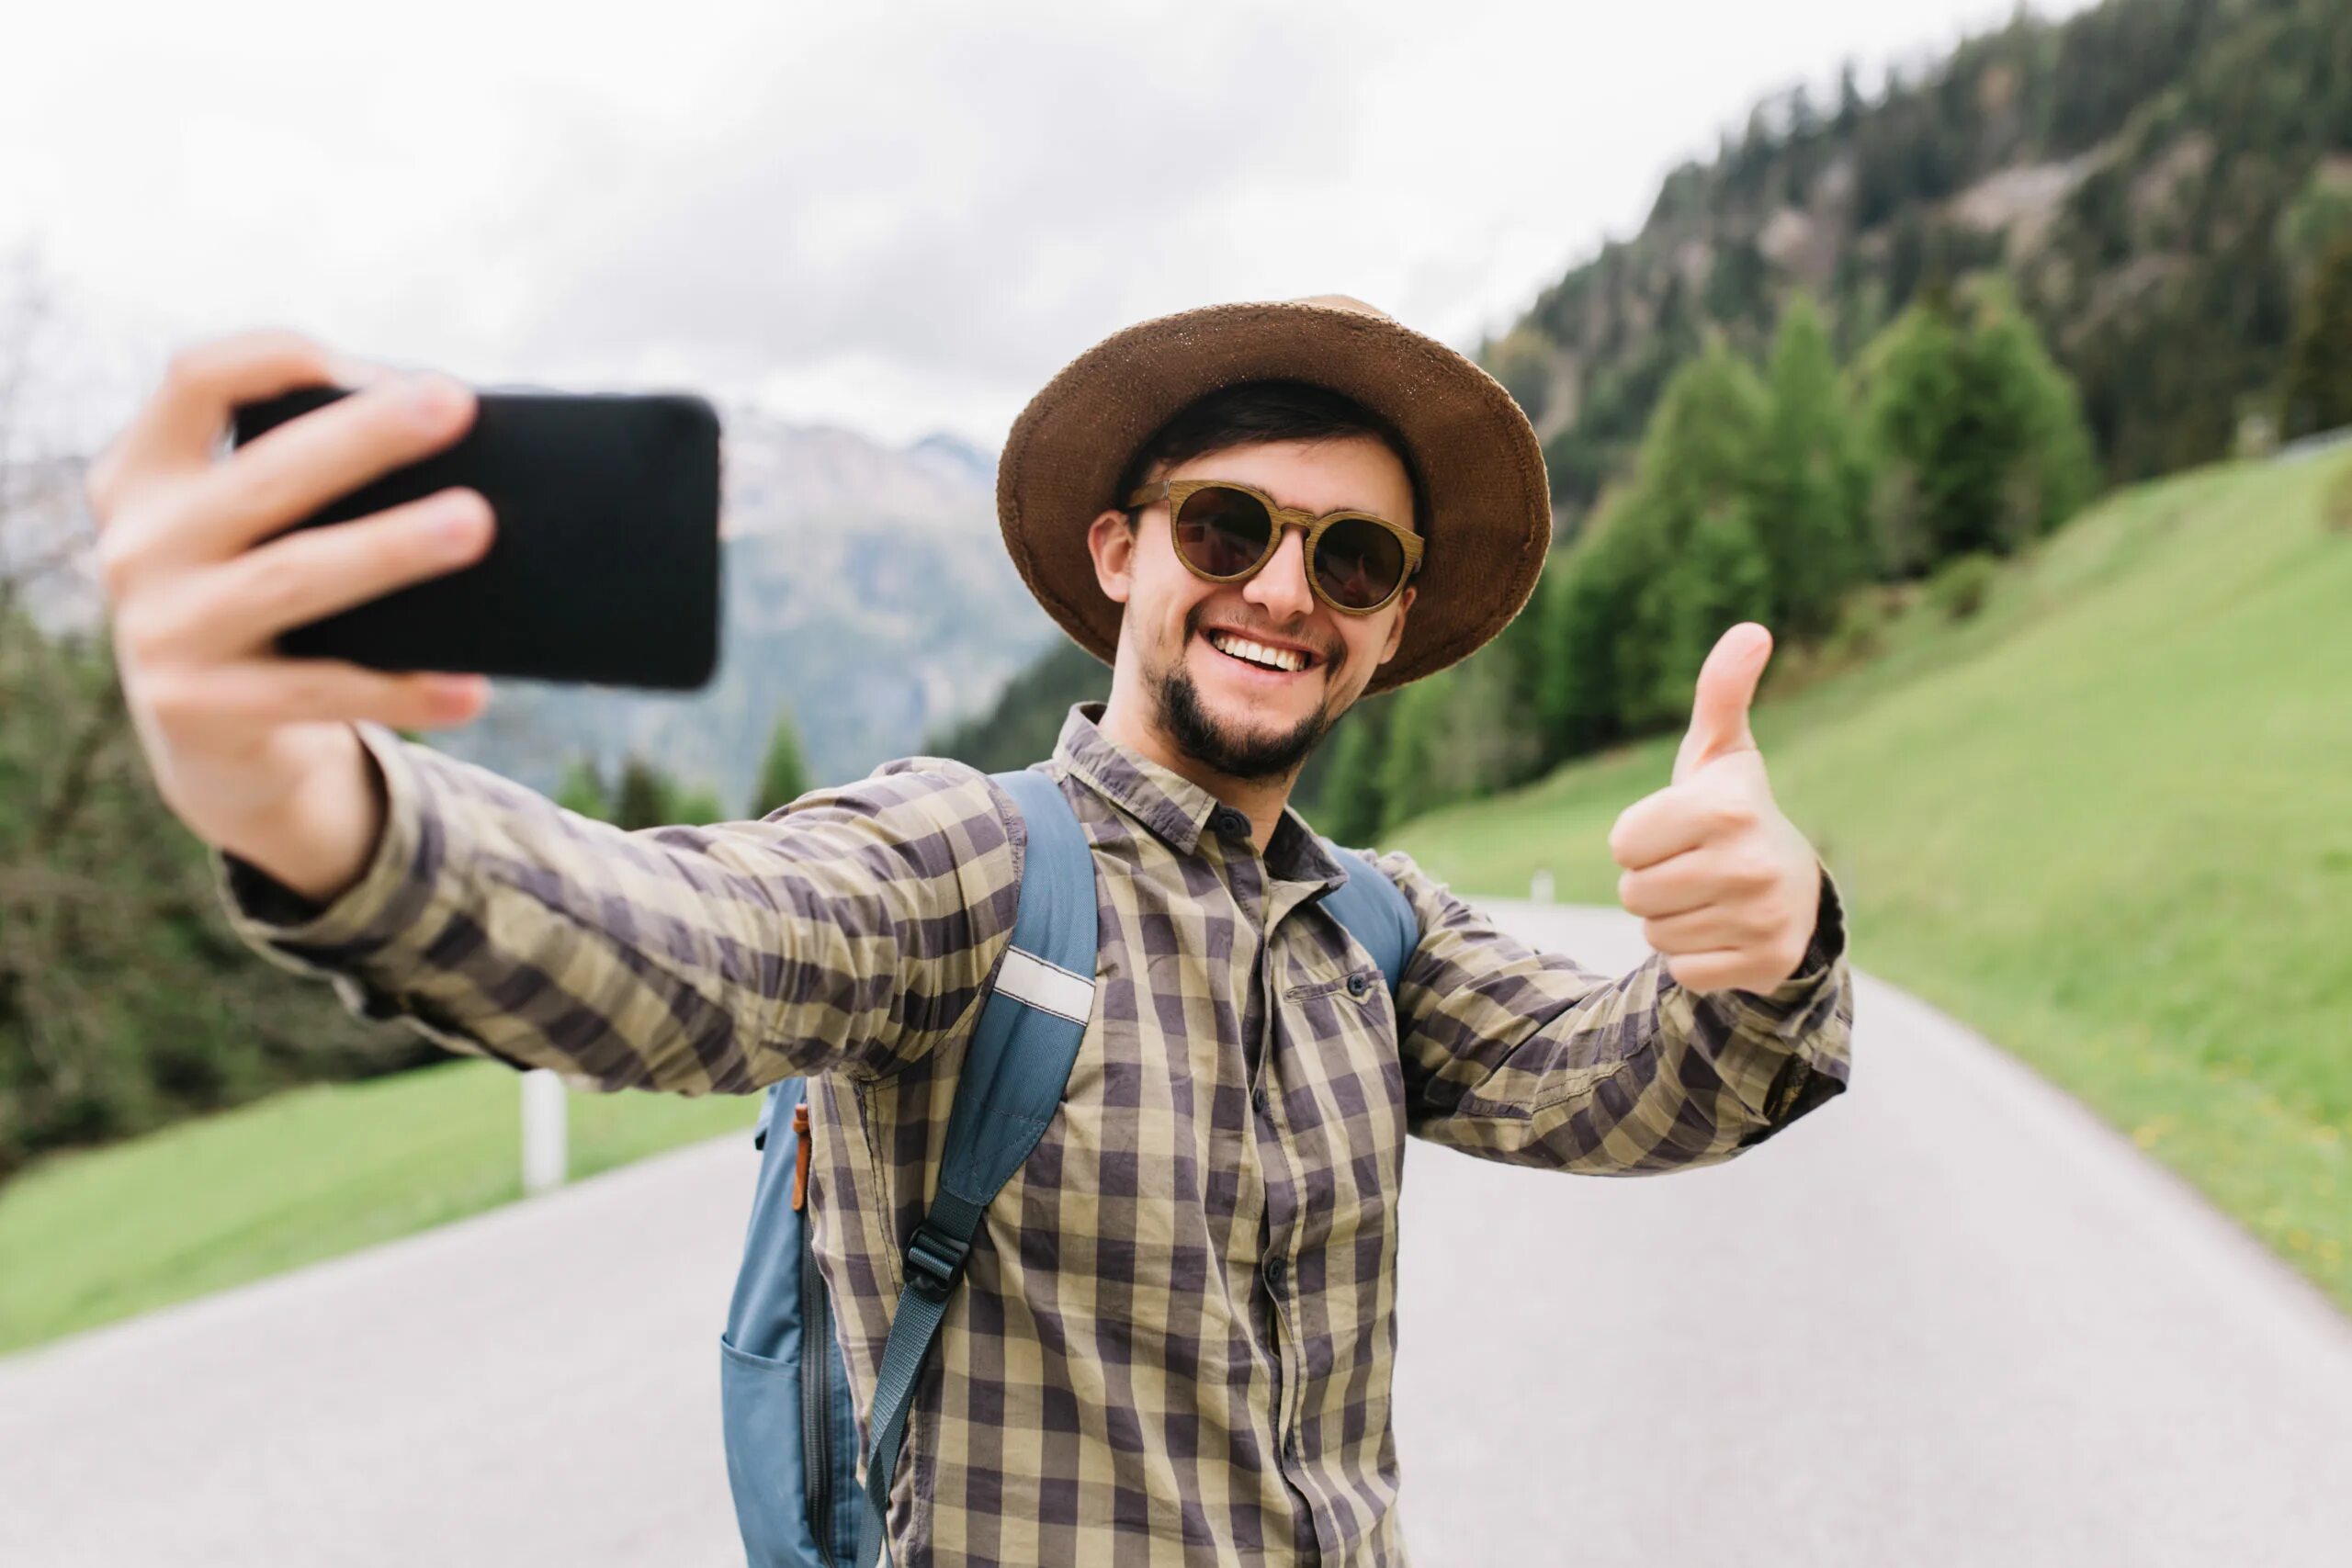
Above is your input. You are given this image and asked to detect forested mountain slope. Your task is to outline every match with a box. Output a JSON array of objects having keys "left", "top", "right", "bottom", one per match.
[{"left": 1501, "top": 0, "right": 2352, "bottom": 525}]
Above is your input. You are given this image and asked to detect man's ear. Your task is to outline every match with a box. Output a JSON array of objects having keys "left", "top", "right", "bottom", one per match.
[
  {"left": 1087, "top": 508, "right": 1137, "bottom": 605},
  {"left": 1375, "top": 583, "right": 1416, "bottom": 665}
]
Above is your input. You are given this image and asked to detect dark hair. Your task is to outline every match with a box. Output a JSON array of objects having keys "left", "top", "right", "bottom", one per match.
[{"left": 1114, "top": 379, "right": 1425, "bottom": 536}]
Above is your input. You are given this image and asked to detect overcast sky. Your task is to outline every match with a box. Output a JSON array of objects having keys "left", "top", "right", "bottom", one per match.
[{"left": 3, "top": 0, "right": 2091, "bottom": 457}]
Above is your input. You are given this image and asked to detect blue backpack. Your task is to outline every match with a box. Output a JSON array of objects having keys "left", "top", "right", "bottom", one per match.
[{"left": 718, "top": 766, "right": 1419, "bottom": 1568}]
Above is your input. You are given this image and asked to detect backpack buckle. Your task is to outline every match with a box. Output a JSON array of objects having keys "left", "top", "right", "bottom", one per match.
[{"left": 904, "top": 1220, "right": 970, "bottom": 1302}]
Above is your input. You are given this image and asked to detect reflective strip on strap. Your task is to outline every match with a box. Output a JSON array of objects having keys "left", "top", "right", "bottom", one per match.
[{"left": 993, "top": 947, "right": 1094, "bottom": 1023}]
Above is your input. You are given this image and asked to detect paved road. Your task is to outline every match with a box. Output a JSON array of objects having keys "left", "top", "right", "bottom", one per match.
[{"left": 3, "top": 902, "right": 2347, "bottom": 1566}]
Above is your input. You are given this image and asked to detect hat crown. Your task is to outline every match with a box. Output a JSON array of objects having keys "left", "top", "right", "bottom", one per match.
[{"left": 1289, "top": 293, "right": 1393, "bottom": 321}]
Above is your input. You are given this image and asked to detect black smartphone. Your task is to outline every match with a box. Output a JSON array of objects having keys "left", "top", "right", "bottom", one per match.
[{"left": 229, "top": 383, "right": 722, "bottom": 692}]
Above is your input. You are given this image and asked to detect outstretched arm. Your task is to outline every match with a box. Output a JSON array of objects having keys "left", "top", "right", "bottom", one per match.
[
  {"left": 1385, "top": 622, "right": 1853, "bottom": 1170},
  {"left": 1385, "top": 849, "right": 1851, "bottom": 1172},
  {"left": 214, "top": 721, "right": 1024, "bottom": 1091}
]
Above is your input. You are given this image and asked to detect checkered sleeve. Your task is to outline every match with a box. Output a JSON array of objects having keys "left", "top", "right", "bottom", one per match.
[
  {"left": 1375, "top": 849, "right": 1853, "bottom": 1172},
  {"left": 209, "top": 720, "right": 1023, "bottom": 1090}
]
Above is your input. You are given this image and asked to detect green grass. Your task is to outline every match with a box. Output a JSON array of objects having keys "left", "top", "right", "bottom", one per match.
[
  {"left": 1388, "top": 450, "right": 2352, "bottom": 1314},
  {"left": 0, "top": 1060, "right": 756, "bottom": 1356}
]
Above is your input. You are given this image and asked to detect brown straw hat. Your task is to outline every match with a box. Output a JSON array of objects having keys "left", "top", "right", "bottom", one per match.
[{"left": 996, "top": 293, "right": 1552, "bottom": 695}]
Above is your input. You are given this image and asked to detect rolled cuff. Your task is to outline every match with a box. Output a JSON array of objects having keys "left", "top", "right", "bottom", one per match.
[
  {"left": 1714, "top": 860, "right": 1849, "bottom": 1033},
  {"left": 212, "top": 721, "right": 424, "bottom": 952},
  {"left": 1694, "top": 862, "right": 1853, "bottom": 1145},
  {"left": 206, "top": 721, "right": 496, "bottom": 1055}
]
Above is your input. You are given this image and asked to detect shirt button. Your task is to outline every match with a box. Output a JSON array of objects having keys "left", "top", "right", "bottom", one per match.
[
  {"left": 1262, "top": 1257, "right": 1285, "bottom": 1293},
  {"left": 1213, "top": 807, "right": 1250, "bottom": 838},
  {"left": 1345, "top": 972, "right": 1370, "bottom": 997},
  {"left": 1283, "top": 1429, "right": 1300, "bottom": 1463}
]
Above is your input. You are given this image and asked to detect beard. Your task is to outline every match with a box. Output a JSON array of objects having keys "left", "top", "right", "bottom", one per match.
[{"left": 1151, "top": 632, "right": 1345, "bottom": 783}]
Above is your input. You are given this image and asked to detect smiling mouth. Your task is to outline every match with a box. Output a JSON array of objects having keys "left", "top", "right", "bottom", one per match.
[{"left": 1200, "top": 627, "right": 1322, "bottom": 677}]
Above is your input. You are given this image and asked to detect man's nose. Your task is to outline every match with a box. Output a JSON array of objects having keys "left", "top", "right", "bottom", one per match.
[{"left": 1242, "top": 525, "right": 1317, "bottom": 623}]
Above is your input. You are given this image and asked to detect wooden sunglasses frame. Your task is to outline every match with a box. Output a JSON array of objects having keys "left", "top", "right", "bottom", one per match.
[{"left": 1122, "top": 478, "right": 1424, "bottom": 615}]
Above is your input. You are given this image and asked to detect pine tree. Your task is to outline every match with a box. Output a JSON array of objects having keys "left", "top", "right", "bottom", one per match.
[
  {"left": 614, "top": 753, "right": 672, "bottom": 831},
  {"left": 1642, "top": 340, "right": 1772, "bottom": 526},
  {"left": 671, "top": 785, "right": 726, "bottom": 826},
  {"left": 2279, "top": 233, "right": 2352, "bottom": 441},
  {"left": 1651, "top": 506, "right": 1774, "bottom": 724},
  {"left": 750, "top": 709, "right": 813, "bottom": 818},
  {"left": 1835, "top": 61, "right": 1864, "bottom": 135},
  {"left": 555, "top": 755, "right": 611, "bottom": 821},
  {"left": 1539, "top": 521, "right": 1640, "bottom": 761},
  {"left": 1857, "top": 299, "right": 1963, "bottom": 575},
  {"left": 1485, "top": 323, "right": 1556, "bottom": 428},
  {"left": 1374, "top": 672, "right": 1453, "bottom": 832},
  {"left": 1314, "top": 709, "right": 1387, "bottom": 848},
  {"left": 1418, "top": 651, "right": 1543, "bottom": 817},
  {"left": 1613, "top": 342, "right": 1774, "bottom": 732},
  {"left": 1860, "top": 280, "right": 2098, "bottom": 569},
  {"left": 1755, "top": 293, "right": 1875, "bottom": 639},
  {"left": 1470, "top": 553, "right": 1559, "bottom": 786},
  {"left": 1968, "top": 279, "right": 2098, "bottom": 542}
]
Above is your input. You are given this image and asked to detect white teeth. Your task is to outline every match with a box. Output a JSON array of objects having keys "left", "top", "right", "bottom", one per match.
[{"left": 1206, "top": 632, "right": 1306, "bottom": 672}]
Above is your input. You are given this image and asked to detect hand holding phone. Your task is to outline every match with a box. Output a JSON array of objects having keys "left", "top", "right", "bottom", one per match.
[
  {"left": 87, "top": 328, "right": 721, "bottom": 908},
  {"left": 230, "top": 380, "right": 721, "bottom": 692},
  {"left": 89, "top": 331, "right": 506, "bottom": 902}
]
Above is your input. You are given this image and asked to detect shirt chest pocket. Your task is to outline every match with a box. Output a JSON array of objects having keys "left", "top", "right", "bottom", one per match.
[
  {"left": 1283, "top": 965, "right": 1382, "bottom": 1004},
  {"left": 1273, "top": 956, "right": 1405, "bottom": 1123},
  {"left": 1281, "top": 965, "right": 1395, "bottom": 1058}
]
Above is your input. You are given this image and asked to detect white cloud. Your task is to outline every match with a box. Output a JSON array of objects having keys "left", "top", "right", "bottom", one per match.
[{"left": 0, "top": 0, "right": 2092, "bottom": 454}]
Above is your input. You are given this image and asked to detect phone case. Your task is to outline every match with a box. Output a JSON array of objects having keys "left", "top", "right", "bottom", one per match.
[{"left": 230, "top": 384, "right": 722, "bottom": 692}]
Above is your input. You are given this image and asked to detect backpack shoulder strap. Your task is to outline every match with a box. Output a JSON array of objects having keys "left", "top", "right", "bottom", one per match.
[
  {"left": 1316, "top": 839, "right": 1419, "bottom": 1005},
  {"left": 857, "top": 764, "right": 1096, "bottom": 1567}
]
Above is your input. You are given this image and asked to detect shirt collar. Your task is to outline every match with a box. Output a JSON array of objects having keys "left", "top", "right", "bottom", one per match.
[{"left": 1052, "top": 701, "right": 1345, "bottom": 886}]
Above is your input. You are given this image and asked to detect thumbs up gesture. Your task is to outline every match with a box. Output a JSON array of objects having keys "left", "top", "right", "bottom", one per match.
[{"left": 1608, "top": 623, "right": 1826, "bottom": 997}]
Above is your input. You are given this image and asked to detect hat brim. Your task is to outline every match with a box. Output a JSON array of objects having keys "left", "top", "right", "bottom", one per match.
[{"left": 996, "top": 299, "right": 1552, "bottom": 697}]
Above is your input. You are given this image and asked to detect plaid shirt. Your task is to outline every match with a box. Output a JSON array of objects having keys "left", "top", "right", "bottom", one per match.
[{"left": 214, "top": 699, "right": 1854, "bottom": 1566}]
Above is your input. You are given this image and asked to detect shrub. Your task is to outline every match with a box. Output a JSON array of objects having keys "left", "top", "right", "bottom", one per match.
[
  {"left": 1826, "top": 589, "right": 1890, "bottom": 663},
  {"left": 2324, "top": 459, "right": 2352, "bottom": 535},
  {"left": 1928, "top": 550, "right": 1999, "bottom": 621}
]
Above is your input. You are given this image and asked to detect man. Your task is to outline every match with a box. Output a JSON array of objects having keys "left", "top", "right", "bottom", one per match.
[{"left": 86, "top": 294, "right": 1853, "bottom": 1565}]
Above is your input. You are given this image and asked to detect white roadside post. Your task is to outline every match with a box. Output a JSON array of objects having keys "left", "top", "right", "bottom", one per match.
[
  {"left": 521, "top": 1068, "right": 568, "bottom": 1195},
  {"left": 1530, "top": 869, "right": 1555, "bottom": 904}
]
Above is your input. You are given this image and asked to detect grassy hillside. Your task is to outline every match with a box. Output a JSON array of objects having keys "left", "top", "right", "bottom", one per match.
[
  {"left": 0, "top": 1061, "right": 756, "bottom": 1356},
  {"left": 1387, "top": 448, "right": 2351, "bottom": 1313}
]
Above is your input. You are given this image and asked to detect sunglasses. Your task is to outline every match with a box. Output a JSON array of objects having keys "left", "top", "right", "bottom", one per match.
[{"left": 1123, "top": 478, "right": 1425, "bottom": 615}]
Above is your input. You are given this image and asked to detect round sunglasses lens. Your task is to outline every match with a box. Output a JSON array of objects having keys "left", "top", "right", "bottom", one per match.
[
  {"left": 1314, "top": 517, "right": 1408, "bottom": 609},
  {"left": 1173, "top": 486, "right": 1272, "bottom": 577}
]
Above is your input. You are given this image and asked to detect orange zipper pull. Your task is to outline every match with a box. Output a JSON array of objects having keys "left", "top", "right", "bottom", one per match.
[{"left": 791, "top": 1100, "right": 812, "bottom": 1212}]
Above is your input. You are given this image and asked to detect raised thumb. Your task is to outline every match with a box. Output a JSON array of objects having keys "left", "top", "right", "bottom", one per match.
[{"left": 1673, "top": 622, "right": 1770, "bottom": 785}]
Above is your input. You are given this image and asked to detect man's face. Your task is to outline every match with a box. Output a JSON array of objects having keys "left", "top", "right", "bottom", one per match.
[{"left": 1087, "top": 435, "right": 1419, "bottom": 784}]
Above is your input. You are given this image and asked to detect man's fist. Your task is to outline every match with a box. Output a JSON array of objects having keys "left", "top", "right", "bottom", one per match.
[
  {"left": 86, "top": 328, "right": 495, "bottom": 899},
  {"left": 1608, "top": 622, "right": 1826, "bottom": 997}
]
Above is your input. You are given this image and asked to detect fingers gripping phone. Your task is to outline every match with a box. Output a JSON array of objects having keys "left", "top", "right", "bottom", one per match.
[{"left": 230, "top": 385, "right": 723, "bottom": 692}]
